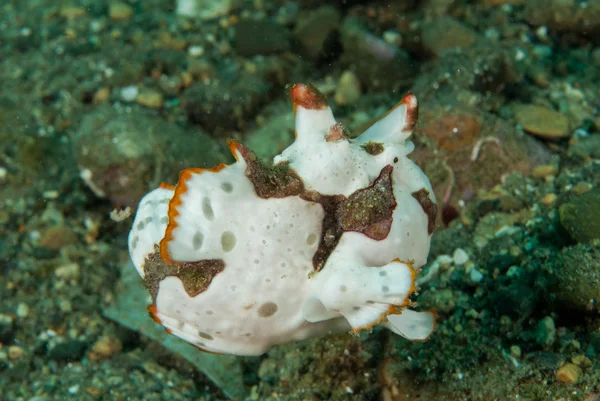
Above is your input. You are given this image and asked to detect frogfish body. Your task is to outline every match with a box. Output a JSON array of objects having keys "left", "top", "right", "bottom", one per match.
[{"left": 128, "top": 83, "right": 437, "bottom": 356}]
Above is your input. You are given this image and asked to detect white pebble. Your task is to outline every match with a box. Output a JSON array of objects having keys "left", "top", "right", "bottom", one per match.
[
  {"left": 188, "top": 45, "right": 204, "bottom": 57},
  {"left": 16, "top": 303, "right": 30, "bottom": 318},
  {"left": 55, "top": 263, "right": 81, "bottom": 281},
  {"left": 120, "top": 85, "right": 139, "bottom": 102},
  {"left": 383, "top": 30, "right": 402, "bottom": 46},
  {"left": 470, "top": 268, "right": 483, "bottom": 283},
  {"left": 453, "top": 248, "right": 470, "bottom": 265}
]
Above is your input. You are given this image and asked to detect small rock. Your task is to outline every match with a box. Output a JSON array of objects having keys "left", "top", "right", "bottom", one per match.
[
  {"left": 432, "top": 288, "right": 456, "bottom": 313},
  {"left": 452, "top": 248, "right": 470, "bottom": 265},
  {"left": 541, "top": 193, "right": 557, "bottom": 206},
  {"left": 421, "top": 17, "right": 480, "bottom": 57},
  {"left": 157, "top": 75, "right": 183, "bottom": 96},
  {"left": 514, "top": 104, "right": 570, "bottom": 140},
  {"left": 73, "top": 105, "right": 227, "bottom": 205},
  {"left": 559, "top": 188, "right": 600, "bottom": 243},
  {"left": 535, "top": 316, "right": 556, "bottom": 347},
  {"left": 481, "top": 0, "right": 525, "bottom": 6},
  {"left": 93, "top": 87, "right": 110, "bottom": 104},
  {"left": 525, "top": 0, "right": 600, "bottom": 39},
  {"left": 569, "top": 135, "right": 600, "bottom": 159},
  {"left": 571, "top": 354, "right": 592, "bottom": 367},
  {"left": 176, "top": 0, "right": 241, "bottom": 20},
  {"left": 545, "top": 240, "right": 600, "bottom": 312},
  {"left": 532, "top": 164, "right": 558, "bottom": 179},
  {"left": 188, "top": 45, "right": 204, "bottom": 57},
  {"left": 120, "top": 85, "right": 139, "bottom": 102},
  {"left": 109, "top": 2, "right": 133, "bottom": 21},
  {"left": 55, "top": 263, "right": 81, "bottom": 281},
  {"left": 556, "top": 363, "right": 581, "bottom": 384},
  {"left": 8, "top": 345, "right": 24, "bottom": 360},
  {"left": 89, "top": 335, "right": 123, "bottom": 360},
  {"left": 136, "top": 89, "right": 164, "bottom": 109},
  {"left": 59, "top": 299, "right": 73, "bottom": 313},
  {"left": 334, "top": 71, "right": 361, "bottom": 106},
  {"left": 47, "top": 339, "right": 88, "bottom": 361},
  {"left": 571, "top": 182, "right": 592, "bottom": 196},
  {"left": 39, "top": 226, "right": 77, "bottom": 251},
  {"left": 142, "top": 361, "right": 168, "bottom": 379},
  {"left": 59, "top": 7, "right": 87, "bottom": 19},
  {"left": 16, "top": 303, "right": 29, "bottom": 318},
  {"left": 470, "top": 268, "right": 484, "bottom": 283}
]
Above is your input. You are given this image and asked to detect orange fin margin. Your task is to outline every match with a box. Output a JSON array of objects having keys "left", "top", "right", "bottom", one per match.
[
  {"left": 159, "top": 182, "right": 175, "bottom": 190},
  {"left": 352, "top": 259, "right": 418, "bottom": 334},
  {"left": 159, "top": 164, "right": 228, "bottom": 265},
  {"left": 289, "top": 83, "right": 328, "bottom": 116}
]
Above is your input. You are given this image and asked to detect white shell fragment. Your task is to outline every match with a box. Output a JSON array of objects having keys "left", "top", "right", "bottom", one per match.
[{"left": 128, "top": 83, "right": 437, "bottom": 356}]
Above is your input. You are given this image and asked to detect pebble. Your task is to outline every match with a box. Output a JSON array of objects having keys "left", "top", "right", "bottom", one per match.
[
  {"left": 571, "top": 182, "right": 592, "bottom": 195},
  {"left": 59, "top": 299, "right": 73, "bottom": 313},
  {"left": 188, "top": 45, "right": 204, "bottom": 57},
  {"left": 572, "top": 354, "right": 592, "bottom": 367},
  {"left": 559, "top": 188, "right": 600, "bottom": 243},
  {"left": 93, "top": 87, "right": 110, "bottom": 104},
  {"left": 120, "top": 85, "right": 139, "bottom": 102},
  {"left": 136, "top": 89, "right": 164, "bottom": 109},
  {"left": 47, "top": 339, "right": 88, "bottom": 361},
  {"left": 470, "top": 268, "right": 484, "bottom": 283},
  {"left": 452, "top": 248, "right": 470, "bottom": 265},
  {"left": 556, "top": 363, "right": 581, "bottom": 384},
  {"left": 59, "top": 7, "right": 87, "bottom": 19},
  {"left": 176, "top": 0, "right": 240, "bottom": 20},
  {"left": 8, "top": 345, "right": 25, "bottom": 360},
  {"left": 334, "top": 71, "right": 361, "bottom": 106},
  {"left": 535, "top": 316, "right": 556, "bottom": 347},
  {"left": 532, "top": 164, "right": 558, "bottom": 179},
  {"left": 55, "top": 263, "right": 80, "bottom": 281},
  {"left": 39, "top": 225, "right": 78, "bottom": 251},
  {"left": 514, "top": 104, "right": 570, "bottom": 140},
  {"left": 16, "top": 303, "right": 30, "bottom": 318},
  {"left": 383, "top": 30, "right": 402, "bottom": 47},
  {"left": 540, "top": 193, "right": 557, "bottom": 206},
  {"left": 420, "top": 17, "right": 479, "bottom": 57},
  {"left": 109, "top": 2, "right": 134, "bottom": 21},
  {"left": 569, "top": 134, "right": 600, "bottom": 159},
  {"left": 88, "top": 335, "right": 123, "bottom": 360}
]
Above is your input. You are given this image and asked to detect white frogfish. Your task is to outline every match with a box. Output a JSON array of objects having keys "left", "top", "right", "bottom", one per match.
[{"left": 128, "top": 83, "right": 437, "bottom": 356}]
